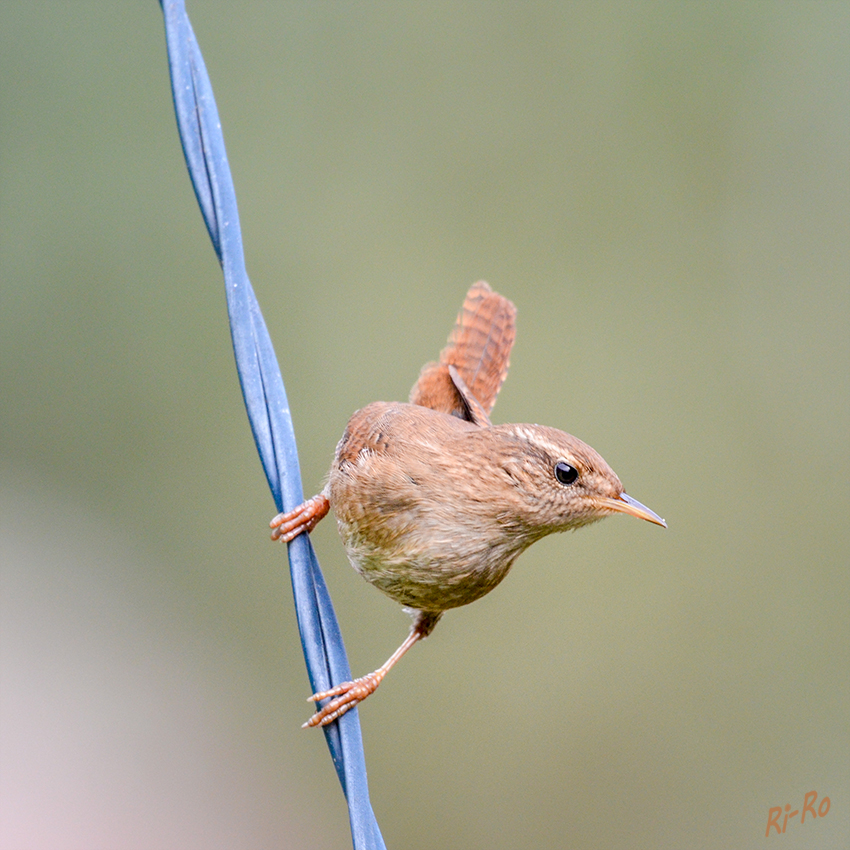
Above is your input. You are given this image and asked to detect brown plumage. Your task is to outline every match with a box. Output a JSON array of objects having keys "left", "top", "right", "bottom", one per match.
[
  {"left": 271, "top": 281, "right": 665, "bottom": 727},
  {"left": 409, "top": 280, "right": 515, "bottom": 419}
]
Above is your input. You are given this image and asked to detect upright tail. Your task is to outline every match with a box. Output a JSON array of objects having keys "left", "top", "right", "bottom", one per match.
[{"left": 409, "top": 281, "right": 516, "bottom": 423}]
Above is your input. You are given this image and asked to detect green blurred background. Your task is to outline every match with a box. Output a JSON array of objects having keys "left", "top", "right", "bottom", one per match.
[{"left": 1, "top": 2, "right": 847, "bottom": 848}]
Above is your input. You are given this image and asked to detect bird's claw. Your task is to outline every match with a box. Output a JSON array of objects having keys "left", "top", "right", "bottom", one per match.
[
  {"left": 302, "top": 671, "right": 384, "bottom": 728},
  {"left": 270, "top": 494, "right": 330, "bottom": 542}
]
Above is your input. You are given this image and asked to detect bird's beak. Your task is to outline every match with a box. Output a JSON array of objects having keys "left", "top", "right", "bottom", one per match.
[{"left": 595, "top": 493, "right": 667, "bottom": 528}]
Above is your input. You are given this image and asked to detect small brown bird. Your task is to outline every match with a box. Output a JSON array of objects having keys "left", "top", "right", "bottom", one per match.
[{"left": 272, "top": 281, "right": 665, "bottom": 727}]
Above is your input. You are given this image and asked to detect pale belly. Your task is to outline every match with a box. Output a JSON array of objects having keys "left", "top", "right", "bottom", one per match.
[{"left": 338, "top": 524, "right": 525, "bottom": 612}]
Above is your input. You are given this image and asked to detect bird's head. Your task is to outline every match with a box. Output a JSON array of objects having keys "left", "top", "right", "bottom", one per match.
[{"left": 488, "top": 423, "right": 666, "bottom": 536}]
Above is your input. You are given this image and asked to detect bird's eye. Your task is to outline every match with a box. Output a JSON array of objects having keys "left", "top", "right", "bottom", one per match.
[{"left": 554, "top": 461, "right": 578, "bottom": 485}]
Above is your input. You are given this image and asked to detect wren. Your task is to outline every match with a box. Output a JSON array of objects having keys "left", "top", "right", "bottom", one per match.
[{"left": 271, "top": 281, "right": 665, "bottom": 727}]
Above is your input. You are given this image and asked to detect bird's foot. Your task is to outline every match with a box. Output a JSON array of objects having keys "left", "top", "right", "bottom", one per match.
[
  {"left": 270, "top": 494, "right": 330, "bottom": 542},
  {"left": 302, "top": 670, "right": 385, "bottom": 728}
]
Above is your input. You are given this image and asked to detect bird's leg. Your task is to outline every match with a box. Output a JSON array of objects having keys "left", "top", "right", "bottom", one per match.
[
  {"left": 303, "top": 610, "right": 443, "bottom": 728},
  {"left": 270, "top": 494, "right": 330, "bottom": 542}
]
